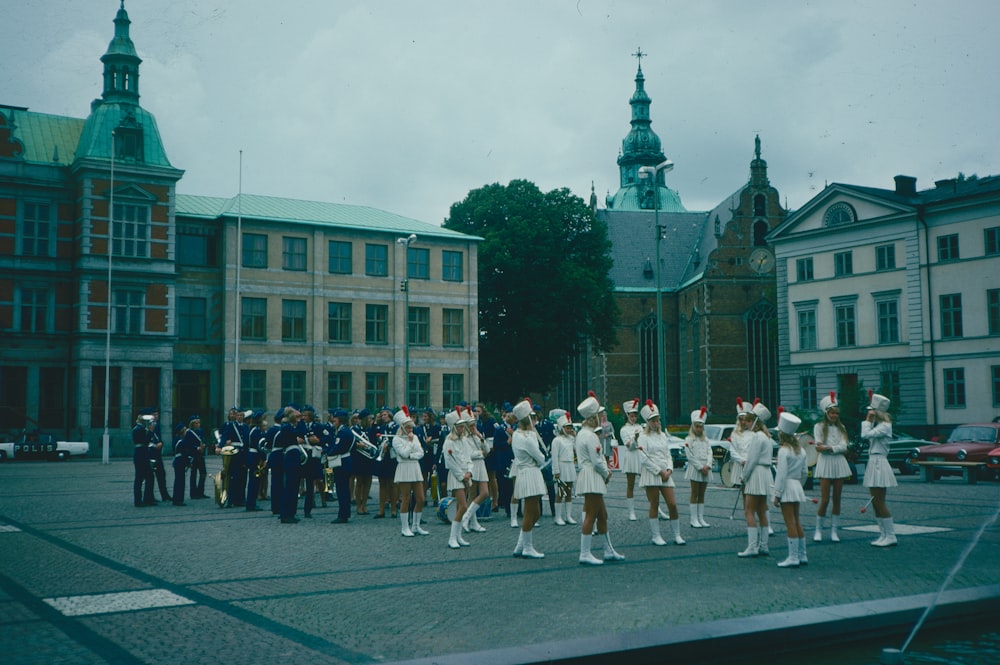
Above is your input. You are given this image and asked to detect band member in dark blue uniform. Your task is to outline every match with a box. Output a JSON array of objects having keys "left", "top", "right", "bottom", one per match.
[
  {"left": 147, "top": 408, "right": 171, "bottom": 502},
  {"left": 350, "top": 409, "right": 375, "bottom": 515},
  {"left": 494, "top": 407, "right": 516, "bottom": 521},
  {"left": 220, "top": 407, "right": 249, "bottom": 508},
  {"left": 435, "top": 411, "right": 450, "bottom": 504},
  {"left": 278, "top": 406, "right": 306, "bottom": 524},
  {"left": 132, "top": 411, "right": 155, "bottom": 506},
  {"left": 536, "top": 406, "right": 557, "bottom": 517},
  {"left": 419, "top": 408, "right": 440, "bottom": 506},
  {"left": 186, "top": 415, "right": 208, "bottom": 499},
  {"left": 373, "top": 407, "right": 398, "bottom": 518},
  {"left": 325, "top": 408, "right": 354, "bottom": 524},
  {"left": 266, "top": 409, "right": 285, "bottom": 515},
  {"left": 301, "top": 405, "right": 325, "bottom": 517},
  {"left": 172, "top": 422, "right": 195, "bottom": 506},
  {"left": 245, "top": 410, "right": 266, "bottom": 512}
]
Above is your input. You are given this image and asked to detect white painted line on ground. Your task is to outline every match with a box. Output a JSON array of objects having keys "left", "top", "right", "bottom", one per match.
[
  {"left": 0, "top": 524, "right": 22, "bottom": 532},
  {"left": 44, "top": 589, "right": 195, "bottom": 616},
  {"left": 844, "top": 524, "right": 952, "bottom": 535}
]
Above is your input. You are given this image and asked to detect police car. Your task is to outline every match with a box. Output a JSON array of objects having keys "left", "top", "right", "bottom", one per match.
[{"left": 0, "top": 430, "right": 90, "bottom": 461}]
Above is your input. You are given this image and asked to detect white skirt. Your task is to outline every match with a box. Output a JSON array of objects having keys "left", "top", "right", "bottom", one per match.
[
  {"left": 815, "top": 453, "right": 851, "bottom": 479},
  {"left": 556, "top": 460, "right": 577, "bottom": 483},
  {"left": 639, "top": 468, "right": 675, "bottom": 488},
  {"left": 728, "top": 461, "right": 745, "bottom": 487},
  {"left": 863, "top": 455, "right": 898, "bottom": 488},
  {"left": 743, "top": 465, "right": 773, "bottom": 496},
  {"left": 514, "top": 467, "right": 546, "bottom": 499},
  {"left": 447, "top": 470, "right": 468, "bottom": 492},
  {"left": 575, "top": 466, "right": 607, "bottom": 496},
  {"left": 471, "top": 458, "right": 488, "bottom": 483},
  {"left": 776, "top": 478, "right": 807, "bottom": 504},
  {"left": 620, "top": 446, "right": 642, "bottom": 475},
  {"left": 394, "top": 459, "right": 424, "bottom": 484},
  {"left": 685, "top": 463, "right": 711, "bottom": 483}
]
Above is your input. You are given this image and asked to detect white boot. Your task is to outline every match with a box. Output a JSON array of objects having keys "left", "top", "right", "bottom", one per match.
[
  {"left": 469, "top": 505, "right": 486, "bottom": 533},
  {"left": 513, "top": 529, "right": 524, "bottom": 557},
  {"left": 697, "top": 503, "right": 711, "bottom": 528},
  {"left": 510, "top": 503, "right": 519, "bottom": 528},
  {"left": 603, "top": 533, "right": 625, "bottom": 561},
  {"left": 757, "top": 527, "right": 770, "bottom": 556},
  {"left": 813, "top": 515, "right": 825, "bottom": 542},
  {"left": 671, "top": 520, "right": 686, "bottom": 545},
  {"left": 400, "top": 512, "right": 414, "bottom": 537},
  {"left": 412, "top": 512, "right": 429, "bottom": 535},
  {"left": 462, "top": 500, "right": 479, "bottom": 532},
  {"left": 830, "top": 515, "right": 840, "bottom": 543},
  {"left": 690, "top": 505, "right": 701, "bottom": 529},
  {"left": 448, "top": 520, "right": 462, "bottom": 549},
  {"left": 658, "top": 506, "right": 670, "bottom": 520},
  {"left": 521, "top": 531, "right": 544, "bottom": 559},
  {"left": 777, "top": 538, "right": 800, "bottom": 568},
  {"left": 798, "top": 537, "right": 808, "bottom": 565},
  {"left": 627, "top": 498, "right": 637, "bottom": 521},
  {"left": 554, "top": 502, "right": 566, "bottom": 526},
  {"left": 650, "top": 518, "right": 667, "bottom": 546},
  {"left": 871, "top": 518, "right": 887, "bottom": 546},
  {"left": 579, "top": 534, "right": 603, "bottom": 565},
  {"left": 737, "top": 527, "right": 759, "bottom": 557},
  {"left": 874, "top": 517, "right": 897, "bottom": 547},
  {"left": 565, "top": 501, "right": 577, "bottom": 524}
]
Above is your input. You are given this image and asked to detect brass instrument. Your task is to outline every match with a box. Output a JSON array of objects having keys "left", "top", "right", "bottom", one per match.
[
  {"left": 374, "top": 434, "right": 388, "bottom": 463},
  {"left": 351, "top": 428, "right": 380, "bottom": 459},
  {"left": 214, "top": 444, "right": 239, "bottom": 506}
]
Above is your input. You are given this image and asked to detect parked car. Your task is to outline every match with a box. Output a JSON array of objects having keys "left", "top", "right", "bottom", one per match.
[
  {"left": 0, "top": 430, "right": 90, "bottom": 461},
  {"left": 703, "top": 423, "right": 735, "bottom": 471},
  {"left": 912, "top": 423, "right": 1000, "bottom": 481},
  {"left": 987, "top": 446, "right": 1000, "bottom": 469}
]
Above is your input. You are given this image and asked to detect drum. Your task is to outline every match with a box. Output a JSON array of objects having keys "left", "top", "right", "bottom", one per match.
[
  {"left": 436, "top": 496, "right": 457, "bottom": 524},
  {"left": 720, "top": 459, "right": 735, "bottom": 488},
  {"left": 799, "top": 433, "right": 819, "bottom": 467}
]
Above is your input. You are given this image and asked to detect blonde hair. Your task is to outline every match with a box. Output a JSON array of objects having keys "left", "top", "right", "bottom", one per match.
[{"left": 779, "top": 431, "right": 800, "bottom": 453}]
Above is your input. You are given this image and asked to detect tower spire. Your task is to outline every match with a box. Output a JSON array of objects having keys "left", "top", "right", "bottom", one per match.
[{"left": 100, "top": 0, "right": 141, "bottom": 104}]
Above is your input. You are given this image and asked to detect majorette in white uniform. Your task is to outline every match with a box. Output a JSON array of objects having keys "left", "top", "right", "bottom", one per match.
[
  {"left": 574, "top": 418, "right": 609, "bottom": 497},
  {"left": 619, "top": 398, "right": 643, "bottom": 475},
  {"left": 684, "top": 408, "right": 713, "bottom": 483},
  {"left": 444, "top": 408, "right": 473, "bottom": 492},
  {"left": 727, "top": 397, "right": 755, "bottom": 487},
  {"left": 814, "top": 391, "right": 851, "bottom": 480},
  {"left": 550, "top": 415, "right": 577, "bottom": 484},
  {"left": 575, "top": 392, "right": 625, "bottom": 565},
  {"left": 391, "top": 406, "right": 429, "bottom": 537},
  {"left": 512, "top": 427, "right": 546, "bottom": 500},
  {"left": 773, "top": 411, "right": 808, "bottom": 568},
  {"left": 862, "top": 392, "right": 899, "bottom": 547},
  {"left": 742, "top": 401, "right": 774, "bottom": 498},
  {"left": 636, "top": 400, "right": 686, "bottom": 546}
]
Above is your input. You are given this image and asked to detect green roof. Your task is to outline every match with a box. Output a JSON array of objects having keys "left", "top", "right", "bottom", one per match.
[
  {"left": 176, "top": 193, "right": 480, "bottom": 241},
  {"left": 0, "top": 107, "right": 85, "bottom": 165}
]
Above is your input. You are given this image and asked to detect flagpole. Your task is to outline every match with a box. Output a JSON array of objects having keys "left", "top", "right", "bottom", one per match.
[
  {"left": 232, "top": 150, "right": 243, "bottom": 407},
  {"left": 102, "top": 130, "right": 115, "bottom": 465}
]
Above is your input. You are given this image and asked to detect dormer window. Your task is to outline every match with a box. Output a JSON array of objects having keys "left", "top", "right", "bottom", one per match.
[{"left": 823, "top": 202, "right": 857, "bottom": 227}]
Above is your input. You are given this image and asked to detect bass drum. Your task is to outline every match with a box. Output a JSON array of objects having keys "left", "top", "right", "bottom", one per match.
[
  {"left": 436, "top": 496, "right": 457, "bottom": 524},
  {"left": 720, "top": 459, "right": 735, "bottom": 488},
  {"left": 798, "top": 433, "right": 819, "bottom": 467}
]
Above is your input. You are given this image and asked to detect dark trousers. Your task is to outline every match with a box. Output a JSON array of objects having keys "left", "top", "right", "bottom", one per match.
[
  {"left": 227, "top": 453, "right": 248, "bottom": 506},
  {"left": 268, "top": 450, "right": 284, "bottom": 514},
  {"left": 334, "top": 467, "right": 351, "bottom": 521},
  {"left": 281, "top": 450, "right": 303, "bottom": 520},
  {"left": 190, "top": 452, "right": 206, "bottom": 498},
  {"left": 172, "top": 458, "right": 187, "bottom": 505},
  {"left": 498, "top": 475, "right": 514, "bottom": 515},
  {"left": 133, "top": 449, "right": 154, "bottom": 506},
  {"left": 245, "top": 451, "right": 261, "bottom": 511},
  {"left": 152, "top": 455, "right": 171, "bottom": 501}
]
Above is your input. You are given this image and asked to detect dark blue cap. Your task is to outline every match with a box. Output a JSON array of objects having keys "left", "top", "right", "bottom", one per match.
[
  {"left": 174, "top": 423, "right": 186, "bottom": 433},
  {"left": 502, "top": 401, "right": 513, "bottom": 412},
  {"left": 139, "top": 407, "right": 155, "bottom": 416},
  {"left": 229, "top": 406, "right": 241, "bottom": 412},
  {"left": 331, "top": 408, "right": 349, "bottom": 419},
  {"left": 274, "top": 407, "right": 286, "bottom": 421},
  {"left": 301, "top": 404, "right": 315, "bottom": 413},
  {"left": 358, "top": 408, "right": 371, "bottom": 418},
  {"left": 423, "top": 407, "right": 435, "bottom": 415},
  {"left": 188, "top": 414, "right": 200, "bottom": 423}
]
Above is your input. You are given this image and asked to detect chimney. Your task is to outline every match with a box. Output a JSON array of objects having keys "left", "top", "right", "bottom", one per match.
[
  {"left": 935, "top": 178, "right": 957, "bottom": 191},
  {"left": 894, "top": 175, "right": 917, "bottom": 195}
]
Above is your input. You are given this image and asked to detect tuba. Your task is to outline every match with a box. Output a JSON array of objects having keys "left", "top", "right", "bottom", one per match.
[{"left": 351, "top": 427, "right": 380, "bottom": 459}]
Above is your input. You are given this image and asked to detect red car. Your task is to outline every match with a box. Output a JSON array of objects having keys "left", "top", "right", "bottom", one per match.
[
  {"left": 987, "top": 447, "right": 1000, "bottom": 469},
  {"left": 913, "top": 423, "right": 1000, "bottom": 481}
]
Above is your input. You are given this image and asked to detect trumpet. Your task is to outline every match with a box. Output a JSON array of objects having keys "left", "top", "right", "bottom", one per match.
[{"left": 351, "top": 428, "right": 380, "bottom": 459}]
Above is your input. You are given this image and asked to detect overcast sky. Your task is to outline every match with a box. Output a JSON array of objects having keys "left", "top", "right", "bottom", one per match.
[{"left": 4, "top": 0, "right": 997, "bottom": 224}]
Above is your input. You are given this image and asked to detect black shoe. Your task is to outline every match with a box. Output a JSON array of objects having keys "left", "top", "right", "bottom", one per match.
[
  {"left": 134, "top": 502, "right": 146, "bottom": 507},
  {"left": 332, "top": 517, "right": 349, "bottom": 524},
  {"left": 373, "top": 514, "right": 385, "bottom": 519},
  {"left": 143, "top": 501, "right": 159, "bottom": 506},
  {"left": 303, "top": 513, "right": 313, "bottom": 518},
  {"left": 173, "top": 502, "right": 187, "bottom": 506},
  {"left": 246, "top": 507, "right": 263, "bottom": 512},
  {"left": 280, "top": 518, "right": 299, "bottom": 524}
]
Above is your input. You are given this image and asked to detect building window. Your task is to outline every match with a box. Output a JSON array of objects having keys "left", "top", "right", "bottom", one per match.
[
  {"left": 408, "top": 373, "right": 430, "bottom": 409},
  {"left": 21, "top": 202, "right": 52, "bottom": 256},
  {"left": 112, "top": 203, "right": 149, "bottom": 258},
  {"left": 442, "top": 308, "right": 464, "bottom": 347},
  {"left": 835, "top": 304, "right": 856, "bottom": 347},
  {"left": 937, "top": 234, "right": 960, "bottom": 262},
  {"left": 177, "top": 232, "right": 216, "bottom": 266},
  {"left": 985, "top": 227, "right": 1000, "bottom": 256},
  {"left": 282, "top": 236, "right": 307, "bottom": 271},
  {"left": 753, "top": 194, "right": 766, "bottom": 216},
  {"left": 638, "top": 315, "right": 659, "bottom": 404},
  {"left": 879, "top": 370, "right": 901, "bottom": 407},
  {"left": 823, "top": 202, "right": 856, "bottom": 226},
  {"left": 442, "top": 251, "right": 463, "bottom": 282},
  {"left": 408, "top": 247, "right": 430, "bottom": 280},
  {"left": 113, "top": 289, "right": 144, "bottom": 334},
  {"left": 328, "top": 240, "right": 352, "bottom": 274},
  {"left": 178, "top": 296, "right": 207, "bottom": 339},
  {"left": 876, "top": 299, "right": 900, "bottom": 344},
  {"left": 834, "top": 251, "right": 853, "bottom": 276},
  {"left": 365, "top": 244, "right": 388, "bottom": 276},
  {"left": 239, "top": 370, "right": 266, "bottom": 411},
  {"left": 799, "top": 375, "right": 817, "bottom": 410},
  {"left": 989, "top": 289, "right": 1000, "bottom": 335},
  {"left": 328, "top": 302, "right": 352, "bottom": 343},
  {"left": 365, "top": 304, "right": 388, "bottom": 344},
  {"left": 408, "top": 306, "right": 430, "bottom": 346},
  {"left": 442, "top": 373, "right": 464, "bottom": 409},
  {"left": 797, "top": 309, "right": 816, "bottom": 351},
  {"left": 241, "top": 297, "right": 267, "bottom": 340},
  {"left": 795, "top": 257, "right": 814, "bottom": 282},
  {"left": 19, "top": 287, "right": 49, "bottom": 333},
  {"left": 365, "top": 373, "right": 388, "bottom": 410},
  {"left": 242, "top": 233, "right": 268, "bottom": 268},
  {"left": 943, "top": 368, "right": 966, "bottom": 408},
  {"left": 993, "top": 366, "right": 1000, "bottom": 407},
  {"left": 752, "top": 220, "right": 768, "bottom": 247},
  {"left": 281, "top": 300, "right": 307, "bottom": 342},
  {"left": 940, "top": 294, "right": 963, "bottom": 339},
  {"left": 327, "top": 372, "right": 351, "bottom": 410},
  {"left": 281, "top": 371, "right": 306, "bottom": 408},
  {"left": 875, "top": 244, "right": 896, "bottom": 271},
  {"left": 745, "top": 302, "right": 778, "bottom": 409}
]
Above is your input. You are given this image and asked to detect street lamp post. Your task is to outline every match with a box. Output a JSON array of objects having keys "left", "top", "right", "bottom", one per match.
[
  {"left": 397, "top": 234, "right": 417, "bottom": 406},
  {"left": 638, "top": 159, "right": 673, "bottom": 414}
]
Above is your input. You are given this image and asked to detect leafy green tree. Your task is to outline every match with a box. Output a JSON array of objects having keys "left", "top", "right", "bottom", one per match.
[{"left": 445, "top": 180, "right": 619, "bottom": 402}]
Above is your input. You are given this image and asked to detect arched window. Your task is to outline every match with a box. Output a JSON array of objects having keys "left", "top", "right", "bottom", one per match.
[
  {"left": 754, "top": 194, "right": 766, "bottom": 216},
  {"left": 823, "top": 202, "right": 857, "bottom": 227},
  {"left": 745, "top": 301, "right": 778, "bottom": 408},
  {"left": 638, "top": 314, "right": 660, "bottom": 405},
  {"left": 753, "top": 220, "right": 768, "bottom": 247}
]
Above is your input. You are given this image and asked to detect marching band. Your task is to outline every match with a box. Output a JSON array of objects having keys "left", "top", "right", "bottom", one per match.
[{"left": 131, "top": 390, "right": 900, "bottom": 565}]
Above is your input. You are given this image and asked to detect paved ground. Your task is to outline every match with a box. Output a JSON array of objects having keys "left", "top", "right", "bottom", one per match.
[{"left": 0, "top": 457, "right": 997, "bottom": 664}]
